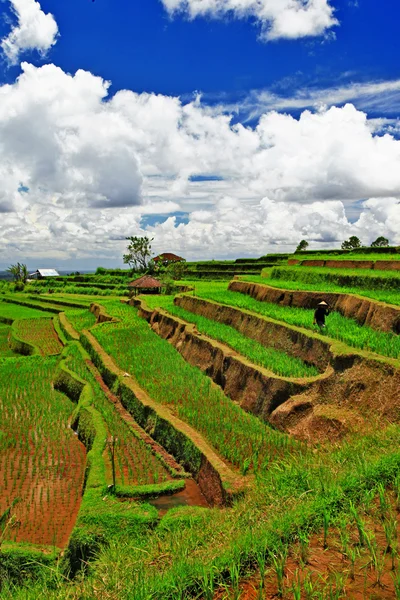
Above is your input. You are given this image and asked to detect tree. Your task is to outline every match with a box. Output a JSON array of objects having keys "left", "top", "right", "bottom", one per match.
[
  {"left": 295, "top": 240, "right": 309, "bottom": 253},
  {"left": 341, "top": 236, "right": 362, "bottom": 250},
  {"left": 371, "top": 236, "right": 389, "bottom": 248},
  {"left": 123, "top": 236, "right": 153, "bottom": 273},
  {"left": 7, "top": 263, "right": 28, "bottom": 283}
]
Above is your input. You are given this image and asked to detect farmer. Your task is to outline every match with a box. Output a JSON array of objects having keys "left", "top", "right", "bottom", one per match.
[{"left": 313, "top": 301, "right": 330, "bottom": 330}]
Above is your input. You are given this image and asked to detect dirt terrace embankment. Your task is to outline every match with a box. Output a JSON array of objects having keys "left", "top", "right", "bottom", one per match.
[
  {"left": 135, "top": 296, "right": 400, "bottom": 442},
  {"left": 229, "top": 280, "right": 400, "bottom": 334}
]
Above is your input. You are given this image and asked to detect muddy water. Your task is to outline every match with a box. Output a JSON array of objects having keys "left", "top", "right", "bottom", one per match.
[{"left": 149, "top": 479, "right": 209, "bottom": 515}]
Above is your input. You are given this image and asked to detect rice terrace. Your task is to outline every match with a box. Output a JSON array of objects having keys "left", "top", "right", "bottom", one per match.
[{"left": 0, "top": 246, "right": 399, "bottom": 600}]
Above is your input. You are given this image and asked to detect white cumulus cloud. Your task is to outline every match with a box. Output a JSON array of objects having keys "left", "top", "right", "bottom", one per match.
[
  {"left": 1, "top": 0, "right": 59, "bottom": 64},
  {"left": 0, "top": 63, "right": 400, "bottom": 266},
  {"left": 160, "top": 0, "right": 338, "bottom": 41}
]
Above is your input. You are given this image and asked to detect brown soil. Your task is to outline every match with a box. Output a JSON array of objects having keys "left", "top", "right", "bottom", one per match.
[
  {"left": 148, "top": 479, "right": 209, "bottom": 516},
  {"left": 0, "top": 435, "right": 86, "bottom": 548},
  {"left": 229, "top": 280, "right": 400, "bottom": 334},
  {"left": 216, "top": 493, "right": 400, "bottom": 600}
]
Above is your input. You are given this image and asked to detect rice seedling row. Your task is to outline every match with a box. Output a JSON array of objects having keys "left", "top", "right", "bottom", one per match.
[
  {"left": 144, "top": 295, "right": 319, "bottom": 378},
  {"left": 12, "top": 318, "right": 64, "bottom": 356},
  {"left": 94, "top": 301, "right": 301, "bottom": 474},
  {"left": 0, "top": 356, "right": 86, "bottom": 547},
  {"left": 65, "top": 343, "right": 172, "bottom": 487},
  {"left": 194, "top": 289, "right": 400, "bottom": 360},
  {"left": 0, "top": 323, "right": 16, "bottom": 357}
]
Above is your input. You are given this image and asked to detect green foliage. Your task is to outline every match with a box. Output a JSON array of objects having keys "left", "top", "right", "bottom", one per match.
[
  {"left": 371, "top": 236, "right": 389, "bottom": 247},
  {"left": 341, "top": 236, "right": 362, "bottom": 250},
  {"left": 123, "top": 235, "right": 154, "bottom": 272},
  {"left": 6, "top": 263, "right": 28, "bottom": 284},
  {"left": 295, "top": 240, "right": 309, "bottom": 253}
]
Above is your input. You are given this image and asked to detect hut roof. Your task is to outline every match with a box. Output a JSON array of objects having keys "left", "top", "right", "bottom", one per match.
[
  {"left": 30, "top": 268, "right": 60, "bottom": 278},
  {"left": 128, "top": 275, "right": 163, "bottom": 288},
  {"left": 153, "top": 253, "right": 183, "bottom": 262}
]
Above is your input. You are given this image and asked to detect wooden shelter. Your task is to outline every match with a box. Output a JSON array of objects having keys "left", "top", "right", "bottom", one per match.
[{"left": 128, "top": 274, "right": 163, "bottom": 296}]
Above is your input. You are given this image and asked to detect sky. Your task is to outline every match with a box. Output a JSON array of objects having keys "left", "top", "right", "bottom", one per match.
[{"left": 0, "top": 0, "right": 399, "bottom": 269}]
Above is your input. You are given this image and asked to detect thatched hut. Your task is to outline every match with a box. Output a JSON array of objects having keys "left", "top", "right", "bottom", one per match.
[{"left": 128, "top": 274, "right": 163, "bottom": 296}]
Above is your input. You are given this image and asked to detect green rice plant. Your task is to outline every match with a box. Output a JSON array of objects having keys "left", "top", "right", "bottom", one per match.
[
  {"left": 270, "top": 546, "right": 288, "bottom": 598},
  {"left": 391, "top": 568, "right": 400, "bottom": 598},
  {"left": 0, "top": 356, "right": 86, "bottom": 547},
  {"left": 65, "top": 308, "right": 97, "bottom": 333},
  {"left": 383, "top": 512, "right": 398, "bottom": 569},
  {"left": 322, "top": 509, "right": 330, "bottom": 549},
  {"left": 349, "top": 502, "right": 367, "bottom": 547},
  {"left": 65, "top": 343, "right": 173, "bottom": 487},
  {"left": 194, "top": 289, "right": 400, "bottom": 360},
  {"left": 12, "top": 318, "right": 63, "bottom": 356},
  {"left": 298, "top": 530, "right": 310, "bottom": 565}
]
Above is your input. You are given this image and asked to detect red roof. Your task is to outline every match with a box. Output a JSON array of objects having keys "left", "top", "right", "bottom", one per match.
[
  {"left": 128, "top": 275, "right": 163, "bottom": 288},
  {"left": 153, "top": 253, "right": 184, "bottom": 262}
]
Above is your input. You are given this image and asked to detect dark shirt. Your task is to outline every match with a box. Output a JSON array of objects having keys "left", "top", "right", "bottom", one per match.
[{"left": 314, "top": 306, "right": 329, "bottom": 324}]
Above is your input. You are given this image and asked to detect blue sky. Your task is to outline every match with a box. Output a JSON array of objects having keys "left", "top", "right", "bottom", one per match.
[
  {"left": 0, "top": 0, "right": 399, "bottom": 269},
  {"left": 1, "top": 0, "right": 399, "bottom": 108}
]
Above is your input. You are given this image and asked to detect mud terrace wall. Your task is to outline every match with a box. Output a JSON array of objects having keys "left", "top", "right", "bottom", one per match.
[{"left": 229, "top": 280, "right": 400, "bottom": 334}]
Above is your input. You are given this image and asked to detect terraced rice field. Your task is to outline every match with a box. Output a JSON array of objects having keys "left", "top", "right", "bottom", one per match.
[
  {"left": 240, "top": 274, "right": 400, "bottom": 307},
  {"left": 13, "top": 318, "right": 64, "bottom": 356},
  {"left": 144, "top": 295, "right": 319, "bottom": 378},
  {"left": 2, "top": 270, "right": 400, "bottom": 600},
  {"left": 97, "top": 301, "right": 300, "bottom": 473},
  {"left": 0, "top": 300, "right": 50, "bottom": 321},
  {"left": 0, "top": 357, "right": 86, "bottom": 547},
  {"left": 193, "top": 288, "right": 400, "bottom": 359}
]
